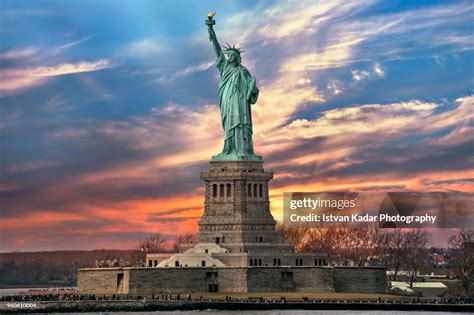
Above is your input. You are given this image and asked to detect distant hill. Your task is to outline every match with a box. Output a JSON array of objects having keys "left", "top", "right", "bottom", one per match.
[{"left": 0, "top": 250, "right": 140, "bottom": 287}]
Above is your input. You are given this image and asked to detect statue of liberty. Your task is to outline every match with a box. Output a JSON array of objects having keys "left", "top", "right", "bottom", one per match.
[{"left": 206, "top": 12, "right": 262, "bottom": 161}]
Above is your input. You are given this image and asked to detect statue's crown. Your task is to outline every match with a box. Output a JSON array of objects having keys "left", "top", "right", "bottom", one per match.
[{"left": 222, "top": 42, "right": 243, "bottom": 56}]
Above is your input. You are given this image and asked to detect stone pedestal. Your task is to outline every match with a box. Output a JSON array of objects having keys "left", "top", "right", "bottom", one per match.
[{"left": 198, "top": 161, "right": 279, "bottom": 250}]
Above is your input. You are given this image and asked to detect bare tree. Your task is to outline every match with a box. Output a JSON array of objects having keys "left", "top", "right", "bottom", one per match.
[
  {"left": 404, "top": 229, "right": 431, "bottom": 287},
  {"left": 382, "top": 229, "right": 407, "bottom": 280},
  {"left": 276, "top": 223, "right": 310, "bottom": 252},
  {"left": 278, "top": 224, "right": 388, "bottom": 267},
  {"left": 173, "top": 233, "right": 197, "bottom": 252},
  {"left": 138, "top": 233, "right": 167, "bottom": 253},
  {"left": 342, "top": 227, "right": 384, "bottom": 266},
  {"left": 310, "top": 228, "right": 348, "bottom": 265},
  {"left": 449, "top": 229, "right": 474, "bottom": 295},
  {"left": 330, "top": 228, "right": 352, "bottom": 265},
  {"left": 300, "top": 228, "right": 336, "bottom": 257}
]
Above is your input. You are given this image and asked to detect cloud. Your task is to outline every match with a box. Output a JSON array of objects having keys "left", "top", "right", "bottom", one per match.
[
  {"left": 261, "top": 96, "right": 473, "bottom": 195},
  {"left": 423, "top": 178, "right": 474, "bottom": 193},
  {"left": 373, "top": 62, "right": 385, "bottom": 77},
  {"left": 331, "top": 62, "right": 385, "bottom": 91},
  {"left": 252, "top": 73, "right": 324, "bottom": 139},
  {"left": 55, "top": 35, "right": 94, "bottom": 51},
  {"left": 327, "top": 80, "right": 343, "bottom": 95},
  {"left": 1, "top": 101, "right": 221, "bottom": 218},
  {"left": 278, "top": 2, "right": 473, "bottom": 72},
  {"left": 8, "top": 59, "right": 111, "bottom": 77},
  {"left": 350, "top": 63, "right": 385, "bottom": 82},
  {"left": 8, "top": 161, "right": 58, "bottom": 173},
  {"left": 0, "top": 47, "right": 38, "bottom": 59},
  {"left": 42, "top": 94, "right": 77, "bottom": 112},
  {"left": 351, "top": 70, "right": 370, "bottom": 81},
  {"left": 127, "top": 38, "right": 162, "bottom": 57},
  {"left": 0, "top": 59, "right": 112, "bottom": 95},
  {"left": 224, "top": 1, "right": 371, "bottom": 41},
  {"left": 78, "top": 75, "right": 114, "bottom": 101},
  {"left": 266, "top": 97, "right": 473, "bottom": 148},
  {"left": 48, "top": 127, "right": 90, "bottom": 139},
  {"left": 148, "top": 61, "right": 214, "bottom": 85}
]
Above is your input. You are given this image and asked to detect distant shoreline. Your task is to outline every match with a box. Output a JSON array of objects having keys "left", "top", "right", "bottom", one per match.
[{"left": 1, "top": 300, "right": 473, "bottom": 313}]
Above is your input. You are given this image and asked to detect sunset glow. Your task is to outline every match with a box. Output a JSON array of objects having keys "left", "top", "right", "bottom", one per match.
[{"left": 0, "top": 0, "right": 472, "bottom": 251}]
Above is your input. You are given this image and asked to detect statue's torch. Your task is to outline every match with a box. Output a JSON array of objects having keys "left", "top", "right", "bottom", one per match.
[
  {"left": 206, "top": 12, "right": 216, "bottom": 41},
  {"left": 206, "top": 12, "right": 216, "bottom": 27}
]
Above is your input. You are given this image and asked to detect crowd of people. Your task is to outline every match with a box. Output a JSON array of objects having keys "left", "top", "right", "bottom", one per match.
[
  {"left": 0, "top": 289, "right": 123, "bottom": 302},
  {"left": 0, "top": 288, "right": 471, "bottom": 305}
]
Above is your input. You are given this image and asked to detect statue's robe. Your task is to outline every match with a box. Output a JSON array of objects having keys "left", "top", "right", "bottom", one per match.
[{"left": 216, "top": 54, "right": 259, "bottom": 159}]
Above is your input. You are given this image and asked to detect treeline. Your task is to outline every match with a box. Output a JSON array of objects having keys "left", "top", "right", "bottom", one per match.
[
  {"left": 278, "top": 225, "right": 473, "bottom": 296},
  {"left": 0, "top": 232, "right": 198, "bottom": 287},
  {"left": 0, "top": 250, "right": 137, "bottom": 286}
]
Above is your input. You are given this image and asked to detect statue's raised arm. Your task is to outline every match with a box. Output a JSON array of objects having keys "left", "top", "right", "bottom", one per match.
[{"left": 206, "top": 12, "right": 223, "bottom": 59}]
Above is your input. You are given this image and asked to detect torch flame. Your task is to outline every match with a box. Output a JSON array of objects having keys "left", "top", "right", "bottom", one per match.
[{"left": 207, "top": 12, "right": 216, "bottom": 20}]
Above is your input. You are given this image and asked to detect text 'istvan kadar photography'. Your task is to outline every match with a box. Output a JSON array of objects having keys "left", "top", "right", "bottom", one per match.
[{"left": 0, "top": 1, "right": 473, "bottom": 314}]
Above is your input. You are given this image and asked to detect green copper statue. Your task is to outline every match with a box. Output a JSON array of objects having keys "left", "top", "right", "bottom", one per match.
[{"left": 206, "top": 12, "right": 262, "bottom": 161}]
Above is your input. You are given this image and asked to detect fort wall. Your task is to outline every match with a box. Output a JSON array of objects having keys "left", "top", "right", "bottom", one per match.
[{"left": 78, "top": 266, "right": 386, "bottom": 294}]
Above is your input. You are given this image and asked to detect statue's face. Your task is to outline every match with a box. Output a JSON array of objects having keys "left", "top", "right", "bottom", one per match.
[{"left": 228, "top": 51, "right": 241, "bottom": 65}]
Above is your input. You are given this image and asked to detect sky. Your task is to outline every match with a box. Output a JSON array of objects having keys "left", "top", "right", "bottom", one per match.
[{"left": 0, "top": 0, "right": 473, "bottom": 252}]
